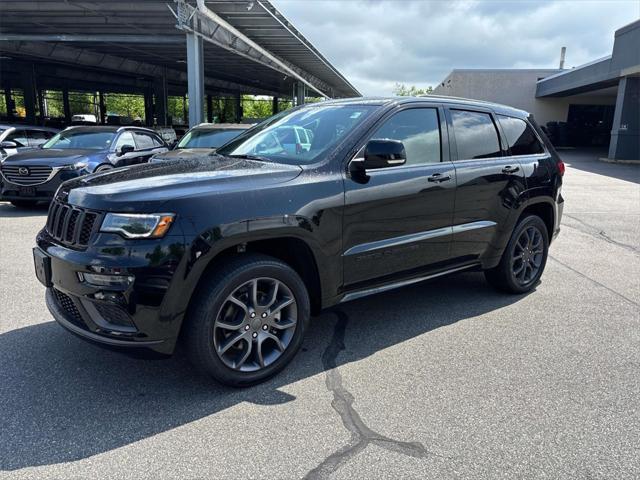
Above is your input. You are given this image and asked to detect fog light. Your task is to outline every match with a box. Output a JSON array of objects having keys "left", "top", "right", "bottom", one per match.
[{"left": 78, "top": 272, "right": 135, "bottom": 288}]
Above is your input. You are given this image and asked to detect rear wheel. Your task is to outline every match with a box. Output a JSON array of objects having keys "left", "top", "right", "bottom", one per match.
[
  {"left": 94, "top": 164, "right": 113, "bottom": 172},
  {"left": 10, "top": 200, "right": 38, "bottom": 208},
  {"left": 485, "top": 215, "right": 549, "bottom": 293},
  {"left": 184, "top": 254, "right": 310, "bottom": 387}
]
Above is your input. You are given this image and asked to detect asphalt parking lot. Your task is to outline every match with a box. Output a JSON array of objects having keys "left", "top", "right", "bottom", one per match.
[{"left": 0, "top": 150, "right": 638, "bottom": 480}]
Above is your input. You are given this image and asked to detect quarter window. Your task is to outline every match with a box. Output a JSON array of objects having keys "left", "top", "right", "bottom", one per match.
[
  {"left": 498, "top": 115, "right": 544, "bottom": 156},
  {"left": 450, "top": 109, "right": 501, "bottom": 160},
  {"left": 370, "top": 108, "right": 441, "bottom": 165}
]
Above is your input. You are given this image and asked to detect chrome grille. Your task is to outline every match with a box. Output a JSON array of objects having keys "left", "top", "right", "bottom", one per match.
[
  {"left": 46, "top": 199, "right": 102, "bottom": 249},
  {"left": 1, "top": 164, "right": 54, "bottom": 185}
]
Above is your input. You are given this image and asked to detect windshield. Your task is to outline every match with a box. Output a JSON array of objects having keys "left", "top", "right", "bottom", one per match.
[
  {"left": 217, "top": 104, "right": 376, "bottom": 165},
  {"left": 42, "top": 130, "right": 115, "bottom": 150},
  {"left": 177, "top": 129, "right": 245, "bottom": 149}
]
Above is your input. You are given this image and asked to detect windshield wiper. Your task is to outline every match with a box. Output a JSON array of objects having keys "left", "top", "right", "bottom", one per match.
[{"left": 226, "top": 153, "right": 271, "bottom": 162}]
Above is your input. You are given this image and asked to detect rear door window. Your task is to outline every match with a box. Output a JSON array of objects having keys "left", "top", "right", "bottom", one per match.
[
  {"left": 370, "top": 108, "right": 441, "bottom": 165},
  {"left": 27, "top": 130, "right": 56, "bottom": 147},
  {"left": 133, "top": 132, "right": 155, "bottom": 150},
  {"left": 450, "top": 109, "right": 501, "bottom": 160},
  {"left": 6, "top": 129, "right": 29, "bottom": 148},
  {"left": 114, "top": 131, "right": 136, "bottom": 151},
  {"left": 497, "top": 115, "right": 545, "bottom": 156}
]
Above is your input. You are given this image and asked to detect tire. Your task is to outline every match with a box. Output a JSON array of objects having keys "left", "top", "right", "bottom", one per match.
[
  {"left": 94, "top": 164, "right": 114, "bottom": 172},
  {"left": 184, "top": 253, "right": 310, "bottom": 387},
  {"left": 10, "top": 200, "right": 38, "bottom": 208},
  {"left": 484, "top": 215, "right": 549, "bottom": 294}
]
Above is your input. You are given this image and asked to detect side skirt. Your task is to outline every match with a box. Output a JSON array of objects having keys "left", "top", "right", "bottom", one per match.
[{"left": 339, "top": 263, "right": 478, "bottom": 304}]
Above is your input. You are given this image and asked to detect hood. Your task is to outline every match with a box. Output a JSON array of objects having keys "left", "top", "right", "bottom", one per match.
[
  {"left": 62, "top": 155, "right": 302, "bottom": 212},
  {"left": 151, "top": 148, "right": 214, "bottom": 161},
  {"left": 2, "top": 148, "right": 104, "bottom": 167}
]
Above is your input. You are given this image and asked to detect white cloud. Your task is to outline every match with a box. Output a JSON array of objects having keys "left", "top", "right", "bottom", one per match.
[{"left": 272, "top": 0, "right": 640, "bottom": 96}]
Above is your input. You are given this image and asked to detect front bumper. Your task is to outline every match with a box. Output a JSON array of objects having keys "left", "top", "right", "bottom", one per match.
[
  {"left": 37, "top": 226, "right": 187, "bottom": 355},
  {"left": 0, "top": 168, "right": 82, "bottom": 202}
]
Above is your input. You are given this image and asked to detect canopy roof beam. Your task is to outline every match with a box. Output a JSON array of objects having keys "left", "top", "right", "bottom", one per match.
[{"left": 174, "top": 0, "right": 332, "bottom": 98}]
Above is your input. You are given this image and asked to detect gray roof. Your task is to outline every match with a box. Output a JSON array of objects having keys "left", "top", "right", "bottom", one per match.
[{"left": 0, "top": 0, "right": 359, "bottom": 98}]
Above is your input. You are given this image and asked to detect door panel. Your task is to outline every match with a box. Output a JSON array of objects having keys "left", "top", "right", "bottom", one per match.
[
  {"left": 447, "top": 108, "right": 526, "bottom": 261},
  {"left": 342, "top": 106, "right": 456, "bottom": 287}
]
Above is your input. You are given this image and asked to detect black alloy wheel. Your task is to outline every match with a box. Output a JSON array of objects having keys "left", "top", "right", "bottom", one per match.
[
  {"left": 484, "top": 215, "right": 549, "bottom": 294},
  {"left": 511, "top": 225, "right": 545, "bottom": 287},
  {"left": 185, "top": 254, "right": 310, "bottom": 387},
  {"left": 213, "top": 277, "right": 297, "bottom": 372}
]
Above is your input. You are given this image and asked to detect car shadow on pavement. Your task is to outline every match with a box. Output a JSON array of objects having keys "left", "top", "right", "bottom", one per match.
[
  {"left": 0, "top": 272, "right": 532, "bottom": 471},
  {"left": 0, "top": 202, "right": 49, "bottom": 218}
]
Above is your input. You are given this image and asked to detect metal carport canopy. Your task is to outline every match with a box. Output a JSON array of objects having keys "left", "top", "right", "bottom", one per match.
[{"left": 0, "top": 0, "right": 360, "bottom": 98}]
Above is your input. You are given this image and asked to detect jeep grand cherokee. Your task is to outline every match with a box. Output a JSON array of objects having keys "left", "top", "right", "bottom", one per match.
[{"left": 34, "top": 97, "right": 564, "bottom": 386}]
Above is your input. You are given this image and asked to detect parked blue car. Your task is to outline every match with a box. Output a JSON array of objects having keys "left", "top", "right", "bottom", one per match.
[{"left": 0, "top": 126, "right": 168, "bottom": 207}]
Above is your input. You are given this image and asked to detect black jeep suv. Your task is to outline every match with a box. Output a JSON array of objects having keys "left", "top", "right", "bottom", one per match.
[{"left": 34, "top": 97, "right": 564, "bottom": 386}]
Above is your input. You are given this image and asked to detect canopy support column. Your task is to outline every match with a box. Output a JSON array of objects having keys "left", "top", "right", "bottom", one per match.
[{"left": 186, "top": 32, "right": 205, "bottom": 126}]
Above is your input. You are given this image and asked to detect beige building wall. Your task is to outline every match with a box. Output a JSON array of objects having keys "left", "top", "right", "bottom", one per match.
[{"left": 433, "top": 69, "right": 616, "bottom": 126}]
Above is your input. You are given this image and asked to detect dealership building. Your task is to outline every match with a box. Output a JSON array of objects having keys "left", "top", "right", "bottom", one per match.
[{"left": 434, "top": 19, "right": 639, "bottom": 161}]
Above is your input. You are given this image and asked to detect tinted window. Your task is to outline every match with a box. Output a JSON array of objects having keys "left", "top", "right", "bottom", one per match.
[
  {"left": 133, "top": 132, "right": 155, "bottom": 150},
  {"left": 217, "top": 105, "right": 375, "bottom": 165},
  {"left": 498, "top": 115, "right": 544, "bottom": 156},
  {"left": 42, "top": 130, "right": 115, "bottom": 150},
  {"left": 6, "top": 130, "right": 29, "bottom": 148},
  {"left": 450, "top": 110, "right": 501, "bottom": 160},
  {"left": 371, "top": 108, "right": 441, "bottom": 165},
  {"left": 178, "top": 129, "right": 243, "bottom": 149},
  {"left": 28, "top": 130, "right": 55, "bottom": 147},
  {"left": 114, "top": 131, "right": 136, "bottom": 151}
]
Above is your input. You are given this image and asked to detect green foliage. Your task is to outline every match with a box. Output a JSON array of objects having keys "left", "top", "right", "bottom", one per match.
[
  {"left": 242, "top": 95, "right": 272, "bottom": 119},
  {"left": 392, "top": 83, "right": 433, "bottom": 96},
  {"left": 104, "top": 94, "right": 145, "bottom": 119}
]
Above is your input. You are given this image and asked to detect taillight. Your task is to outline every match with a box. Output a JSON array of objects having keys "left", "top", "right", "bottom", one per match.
[{"left": 557, "top": 159, "right": 565, "bottom": 176}]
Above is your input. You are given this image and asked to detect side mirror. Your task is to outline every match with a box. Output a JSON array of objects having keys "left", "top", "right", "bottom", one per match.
[
  {"left": 118, "top": 144, "right": 135, "bottom": 156},
  {"left": 0, "top": 141, "right": 18, "bottom": 149},
  {"left": 350, "top": 139, "right": 406, "bottom": 176}
]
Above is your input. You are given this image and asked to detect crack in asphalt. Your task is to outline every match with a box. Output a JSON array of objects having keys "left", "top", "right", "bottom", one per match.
[
  {"left": 549, "top": 255, "right": 639, "bottom": 308},
  {"left": 304, "top": 310, "right": 446, "bottom": 479},
  {"left": 562, "top": 214, "right": 639, "bottom": 256}
]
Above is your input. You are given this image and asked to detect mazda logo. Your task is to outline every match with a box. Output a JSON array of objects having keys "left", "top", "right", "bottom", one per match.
[{"left": 18, "top": 167, "right": 29, "bottom": 176}]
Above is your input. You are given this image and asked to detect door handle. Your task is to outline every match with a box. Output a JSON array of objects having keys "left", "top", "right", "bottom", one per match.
[
  {"left": 427, "top": 173, "right": 451, "bottom": 183},
  {"left": 502, "top": 165, "right": 520, "bottom": 174}
]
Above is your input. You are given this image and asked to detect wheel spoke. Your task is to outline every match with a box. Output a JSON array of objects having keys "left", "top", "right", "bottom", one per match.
[
  {"left": 513, "top": 262, "right": 525, "bottom": 276},
  {"left": 227, "top": 295, "right": 249, "bottom": 314},
  {"left": 250, "top": 279, "right": 259, "bottom": 308},
  {"left": 270, "top": 297, "right": 294, "bottom": 315},
  {"left": 270, "top": 317, "right": 297, "bottom": 330},
  {"left": 216, "top": 319, "right": 244, "bottom": 331},
  {"left": 235, "top": 341, "right": 253, "bottom": 369},
  {"left": 264, "top": 332, "right": 285, "bottom": 352},
  {"left": 266, "top": 280, "right": 279, "bottom": 308},
  {"left": 218, "top": 331, "right": 248, "bottom": 355},
  {"left": 256, "top": 338, "right": 266, "bottom": 367}
]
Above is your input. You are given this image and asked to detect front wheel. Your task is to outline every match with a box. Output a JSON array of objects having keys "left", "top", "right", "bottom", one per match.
[
  {"left": 94, "top": 164, "right": 113, "bottom": 172},
  {"left": 184, "top": 254, "right": 310, "bottom": 387},
  {"left": 485, "top": 215, "right": 549, "bottom": 294}
]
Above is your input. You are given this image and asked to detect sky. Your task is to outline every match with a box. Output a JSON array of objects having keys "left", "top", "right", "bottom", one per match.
[{"left": 272, "top": 0, "right": 640, "bottom": 96}]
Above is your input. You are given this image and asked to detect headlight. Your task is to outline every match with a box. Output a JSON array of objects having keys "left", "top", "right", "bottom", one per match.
[
  {"left": 100, "top": 213, "right": 175, "bottom": 239},
  {"left": 62, "top": 161, "right": 88, "bottom": 170}
]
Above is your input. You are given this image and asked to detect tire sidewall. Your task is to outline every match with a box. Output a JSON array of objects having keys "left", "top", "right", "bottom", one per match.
[{"left": 192, "top": 259, "right": 310, "bottom": 386}]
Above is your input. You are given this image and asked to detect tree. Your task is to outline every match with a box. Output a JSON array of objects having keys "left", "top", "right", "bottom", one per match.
[{"left": 392, "top": 83, "right": 433, "bottom": 96}]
